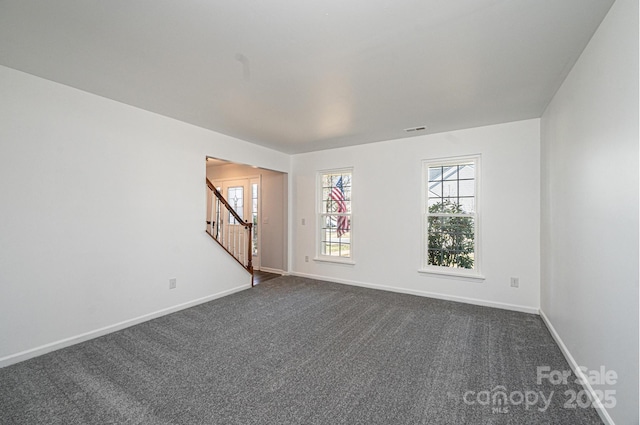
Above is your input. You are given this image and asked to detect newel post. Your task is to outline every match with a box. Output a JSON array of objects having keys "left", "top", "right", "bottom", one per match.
[{"left": 247, "top": 223, "right": 254, "bottom": 286}]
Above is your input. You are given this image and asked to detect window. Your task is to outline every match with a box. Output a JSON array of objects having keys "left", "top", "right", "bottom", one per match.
[
  {"left": 227, "top": 186, "right": 244, "bottom": 224},
  {"left": 421, "top": 156, "right": 482, "bottom": 278},
  {"left": 251, "top": 182, "right": 258, "bottom": 256},
  {"left": 317, "top": 169, "right": 353, "bottom": 262}
]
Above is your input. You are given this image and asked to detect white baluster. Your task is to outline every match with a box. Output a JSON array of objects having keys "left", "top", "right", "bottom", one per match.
[
  {"left": 209, "top": 190, "right": 214, "bottom": 234},
  {"left": 240, "top": 229, "right": 244, "bottom": 265}
]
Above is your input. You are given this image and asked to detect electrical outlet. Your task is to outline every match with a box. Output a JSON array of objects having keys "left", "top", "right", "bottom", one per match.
[
  {"left": 305, "top": 256, "right": 309, "bottom": 262},
  {"left": 301, "top": 218, "right": 306, "bottom": 225},
  {"left": 169, "top": 278, "right": 177, "bottom": 289},
  {"left": 510, "top": 277, "right": 519, "bottom": 288}
]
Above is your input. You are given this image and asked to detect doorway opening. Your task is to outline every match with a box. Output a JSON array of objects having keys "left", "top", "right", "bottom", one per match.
[{"left": 206, "top": 157, "right": 288, "bottom": 274}]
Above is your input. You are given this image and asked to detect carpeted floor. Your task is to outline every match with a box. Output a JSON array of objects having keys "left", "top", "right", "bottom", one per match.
[{"left": 0, "top": 276, "right": 602, "bottom": 424}]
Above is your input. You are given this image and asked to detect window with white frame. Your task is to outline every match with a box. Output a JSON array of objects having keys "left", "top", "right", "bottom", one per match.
[
  {"left": 251, "top": 182, "right": 258, "bottom": 256},
  {"left": 317, "top": 169, "right": 352, "bottom": 261},
  {"left": 422, "top": 156, "right": 481, "bottom": 277}
]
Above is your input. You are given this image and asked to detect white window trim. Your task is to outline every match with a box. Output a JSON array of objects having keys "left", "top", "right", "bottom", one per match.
[
  {"left": 314, "top": 167, "right": 355, "bottom": 265},
  {"left": 419, "top": 155, "right": 484, "bottom": 280}
]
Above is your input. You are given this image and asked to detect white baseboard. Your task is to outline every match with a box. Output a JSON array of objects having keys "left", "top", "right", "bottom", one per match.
[
  {"left": 290, "top": 272, "right": 538, "bottom": 314},
  {"left": 258, "top": 267, "right": 285, "bottom": 275},
  {"left": 539, "top": 309, "right": 614, "bottom": 425},
  {"left": 0, "top": 284, "right": 251, "bottom": 369}
]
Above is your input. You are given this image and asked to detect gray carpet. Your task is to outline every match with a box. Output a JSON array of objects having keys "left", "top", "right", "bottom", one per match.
[{"left": 0, "top": 276, "right": 602, "bottom": 424}]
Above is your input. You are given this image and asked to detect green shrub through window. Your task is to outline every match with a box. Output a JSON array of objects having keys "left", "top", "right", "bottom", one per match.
[{"left": 424, "top": 157, "right": 479, "bottom": 272}]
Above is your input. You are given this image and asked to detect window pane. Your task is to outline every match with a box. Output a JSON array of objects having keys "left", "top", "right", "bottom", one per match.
[
  {"left": 442, "top": 180, "right": 458, "bottom": 197},
  {"left": 429, "top": 167, "right": 443, "bottom": 182},
  {"left": 339, "top": 243, "right": 351, "bottom": 257},
  {"left": 443, "top": 165, "right": 458, "bottom": 181},
  {"left": 427, "top": 215, "right": 475, "bottom": 269},
  {"left": 458, "top": 163, "right": 475, "bottom": 179},
  {"left": 323, "top": 174, "right": 349, "bottom": 203},
  {"left": 322, "top": 187, "right": 331, "bottom": 203},
  {"left": 322, "top": 215, "right": 350, "bottom": 238},
  {"left": 321, "top": 215, "right": 333, "bottom": 231},
  {"left": 430, "top": 199, "right": 464, "bottom": 214},
  {"left": 458, "top": 197, "right": 475, "bottom": 214},
  {"left": 320, "top": 240, "right": 351, "bottom": 257},
  {"left": 227, "top": 186, "right": 244, "bottom": 224},
  {"left": 458, "top": 179, "right": 474, "bottom": 197},
  {"left": 428, "top": 181, "right": 442, "bottom": 198},
  {"left": 251, "top": 183, "right": 258, "bottom": 255},
  {"left": 325, "top": 199, "right": 334, "bottom": 214},
  {"left": 428, "top": 197, "right": 443, "bottom": 210}
]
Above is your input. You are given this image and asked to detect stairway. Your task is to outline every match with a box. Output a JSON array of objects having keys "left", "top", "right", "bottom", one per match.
[{"left": 206, "top": 178, "right": 254, "bottom": 284}]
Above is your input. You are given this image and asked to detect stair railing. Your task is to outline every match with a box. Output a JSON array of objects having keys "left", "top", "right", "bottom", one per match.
[{"left": 206, "top": 179, "right": 254, "bottom": 284}]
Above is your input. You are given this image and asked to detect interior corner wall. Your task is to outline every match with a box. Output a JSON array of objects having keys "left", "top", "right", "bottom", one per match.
[
  {"left": 540, "top": 0, "right": 639, "bottom": 423},
  {"left": 0, "top": 65, "right": 289, "bottom": 364},
  {"left": 291, "top": 118, "right": 541, "bottom": 313}
]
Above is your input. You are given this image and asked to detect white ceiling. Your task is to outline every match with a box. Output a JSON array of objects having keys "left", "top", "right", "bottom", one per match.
[{"left": 0, "top": 0, "right": 614, "bottom": 154}]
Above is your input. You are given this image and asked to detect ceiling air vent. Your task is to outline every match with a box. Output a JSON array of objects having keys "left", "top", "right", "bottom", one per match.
[{"left": 404, "top": 125, "right": 427, "bottom": 133}]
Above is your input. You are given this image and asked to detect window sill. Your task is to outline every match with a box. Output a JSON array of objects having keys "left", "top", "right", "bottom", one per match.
[
  {"left": 314, "top": 257, "right": 355, "bottom": 265},
  {"left": 418, "top": 268, "right": 485, "bottom": 282}
]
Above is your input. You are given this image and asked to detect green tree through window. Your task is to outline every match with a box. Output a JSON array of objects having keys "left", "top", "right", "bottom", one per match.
[
  {"left": 423, "top": 156, "right": 480, "bottom": 275},
  {"left": 427, "top": 200, "right": 474, "bottom": 268}
]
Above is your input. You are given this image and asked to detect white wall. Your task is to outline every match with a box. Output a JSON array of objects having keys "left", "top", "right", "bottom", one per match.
[
  {"left": 292, "top": 119, "right": 541, "bottom": 313},
  {"left": 540, "top": 0, "right": 639, "bottom": 423},
  {"left": 0, "top": 65, "right": 289, "bottom": 365},
  {"left": 260, "top": 172, "right": 288, "bottom": 272}
]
